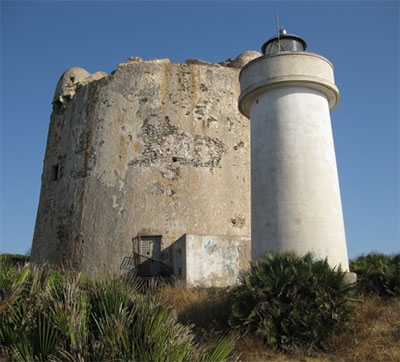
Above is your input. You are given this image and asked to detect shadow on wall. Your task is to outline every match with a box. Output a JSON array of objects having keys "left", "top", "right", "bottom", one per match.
[
  {"left": 120, "top": 233, "right": 251, "bottom": 287},
  {"left": 120, "top": 251, "right": 173, "bottom": 278},
  {"left": 120, "top": 233, "right": 173, "bottom": 278}
]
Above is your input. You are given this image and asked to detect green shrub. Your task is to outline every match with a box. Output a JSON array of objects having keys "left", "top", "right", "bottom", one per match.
[
  {"left": 350, "top": 253, "right": 400, "bottom": 297},
  {"left": 229, "top": 252, "right": 358, "bottom": 351},
  {"left": 0, "top": 254, "right": 28, "bottom": 301},
  {"left": 0, "top": 266, "right": 235, "bottom": 361},
  {"left": 0, "top": 265, "right": 86, "bottom": 361},
  {"left": 85, "top": 278, "right": 195, "bottom": 361}
]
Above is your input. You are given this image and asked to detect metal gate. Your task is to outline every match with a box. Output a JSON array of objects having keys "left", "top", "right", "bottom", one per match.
[{"left": 132, "top": 234, "right": 162, "bottom": 277}]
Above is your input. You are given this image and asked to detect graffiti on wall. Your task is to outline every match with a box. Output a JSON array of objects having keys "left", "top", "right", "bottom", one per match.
[{"left": 204, "top": 239, "right": 248, "bottom": 280}]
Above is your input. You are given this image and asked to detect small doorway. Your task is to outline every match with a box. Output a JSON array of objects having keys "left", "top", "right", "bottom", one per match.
[{"left": 132, "top": 234, "right": 162, "bottom": 276}]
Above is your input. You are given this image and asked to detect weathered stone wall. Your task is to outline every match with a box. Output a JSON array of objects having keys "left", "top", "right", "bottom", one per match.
[{"left": 32, "top": 52, "right": 260, "bottom": 279}]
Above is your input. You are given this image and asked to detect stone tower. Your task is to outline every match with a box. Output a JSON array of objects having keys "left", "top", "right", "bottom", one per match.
[
  {"left": 31, "top": 52, "right": 260, "bottom": 280},
  {"left": 239, "top": 30, "right": 350, "bottom": 270}
]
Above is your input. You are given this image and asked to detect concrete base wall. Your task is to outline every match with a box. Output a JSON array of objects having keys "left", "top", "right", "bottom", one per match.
[{"left": 171, "top": 234, "right": 250, "bottom": 287}]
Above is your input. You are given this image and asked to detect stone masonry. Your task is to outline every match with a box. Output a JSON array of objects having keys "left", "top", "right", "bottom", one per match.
[{"left": 31, "top": 51, "right": 260, "bottom": 280}]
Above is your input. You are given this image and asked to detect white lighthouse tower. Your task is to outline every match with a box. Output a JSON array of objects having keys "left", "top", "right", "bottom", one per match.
[{"left": 239, "top": 29, "right": 350, "bottom": 271}]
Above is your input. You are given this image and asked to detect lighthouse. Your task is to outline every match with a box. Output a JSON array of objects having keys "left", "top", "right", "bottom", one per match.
[{"left": 239, "top": 29, "right": 350, "bottom": 271}]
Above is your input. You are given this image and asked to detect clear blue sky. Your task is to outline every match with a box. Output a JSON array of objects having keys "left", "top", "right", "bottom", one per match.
[{"left": 1, "top": 1, "right": 399, "bottom": 259}]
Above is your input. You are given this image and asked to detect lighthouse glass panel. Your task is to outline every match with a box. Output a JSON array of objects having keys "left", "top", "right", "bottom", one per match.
[
  {"left": 280, "top": 38, "right": 305, "bottom": 51},
  {"left": 263, "top": 37, "right": 306, "bottom": 55}
]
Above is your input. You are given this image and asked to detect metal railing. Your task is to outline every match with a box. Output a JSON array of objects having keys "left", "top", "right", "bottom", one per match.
[{"left": 120, "top": 252, "right": 172, "bottom": 277}]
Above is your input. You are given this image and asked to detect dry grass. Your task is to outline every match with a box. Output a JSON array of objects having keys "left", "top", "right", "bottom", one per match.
[
  {"left": 157, "top": 282, "right": 231, "bottom": 336},
  {"left": 157, "top": 283, "right": 400, "bottom": 362},
  {"left": 327, "top": 296, "right": 400, "bottom": 362}
]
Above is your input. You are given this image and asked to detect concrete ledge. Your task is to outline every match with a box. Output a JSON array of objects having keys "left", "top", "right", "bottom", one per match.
[
  {"left": 239, "top": 51, "right": 340, "bottom": 117},
  {"left": 345, "top": 272, "right": 357, "bottom": 284}
]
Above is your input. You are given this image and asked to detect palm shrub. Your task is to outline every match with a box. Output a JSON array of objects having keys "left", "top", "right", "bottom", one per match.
[
  {"left": 0, "top": 265, "right": 88, "bottom": 361},
  {"left": 85, "top": 278, "right": 188, "bottom": 361},
  {"left": 229, "top": 251, "right": 358, "bottom": 351},
  {"left": 86, "top": 277, "right": 236, "bottom": 362},
  {"left": 350, "top": 253, "right": 400, "bottom": 297},
  {"left": 0, "top": 264, "right": 235, "bottom": 361},
  {"left": 0, "top": 254, "right": 26, "bottom": 301}
]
